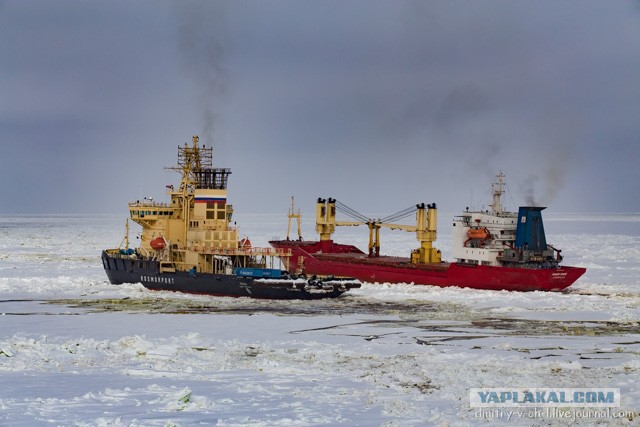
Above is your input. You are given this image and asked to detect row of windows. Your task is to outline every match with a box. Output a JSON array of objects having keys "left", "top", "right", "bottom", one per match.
[
  {"left": 206, "top": 201, "right": 226, "bottom": 209},
  {"left": 455, "top": 219, "right": 516, "bottom": 226},
  {"left": 190, "top": 220, "right": 233, "bottom": 229},
  {"left": 131, "top": 210, "right": 172, "bottom": 217},
  {"left": 457, "top": 259, "right": 492, "bottom": 266},
  {"left": 206, "top": 210, "right": 227, "bottom": 220}
]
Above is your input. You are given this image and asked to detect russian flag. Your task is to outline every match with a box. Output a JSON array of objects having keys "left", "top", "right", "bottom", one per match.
[{"left": 194, "top": 195, "right": 226, "bottom": 204}]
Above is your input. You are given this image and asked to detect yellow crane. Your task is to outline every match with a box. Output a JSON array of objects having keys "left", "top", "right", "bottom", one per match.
[
  {"left": 286, "top": 196, "right": 303, "bottom": 241},
  {"left": 314, "top": 198, "right": 441, "bottom": 264}
]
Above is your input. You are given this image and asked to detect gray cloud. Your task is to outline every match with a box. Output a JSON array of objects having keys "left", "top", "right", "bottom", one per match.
[{"left": 1, "top": 0, "right": 639, "bottom": 215}]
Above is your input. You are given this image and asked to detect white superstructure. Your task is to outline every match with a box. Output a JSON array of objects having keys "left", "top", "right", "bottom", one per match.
[{"left": 451, "top": 172, "right": 518, "bottom": 266}]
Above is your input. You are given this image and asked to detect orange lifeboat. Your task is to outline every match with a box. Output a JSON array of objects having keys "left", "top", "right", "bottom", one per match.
[
  {"left": 467, "top": 227, "right": 490, "bottom": 240},
  {"left": 150, "top": 236, "right": 166, "bottom": 250}
]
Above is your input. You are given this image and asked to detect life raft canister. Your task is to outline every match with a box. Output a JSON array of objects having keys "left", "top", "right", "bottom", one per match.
[{"left": 240, "top": 237, "right": 252, "bottom": 250}]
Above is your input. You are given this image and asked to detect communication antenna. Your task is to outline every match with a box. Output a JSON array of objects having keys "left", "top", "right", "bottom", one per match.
[{"left": 490, "top": 171, "right": 505, "bottom": 214}]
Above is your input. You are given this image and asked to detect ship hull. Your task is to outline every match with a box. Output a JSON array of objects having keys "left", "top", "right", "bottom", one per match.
[
  {"left": 102, "top": 251, "right": 352, "bottom": 300},
  {"left": 269, "top": 241, "right": 586, "bottom": 292}
]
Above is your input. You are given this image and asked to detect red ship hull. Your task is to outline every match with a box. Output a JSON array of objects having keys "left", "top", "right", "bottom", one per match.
[{"left": 269, "top": 240, "right": 586, "bottom": 292}]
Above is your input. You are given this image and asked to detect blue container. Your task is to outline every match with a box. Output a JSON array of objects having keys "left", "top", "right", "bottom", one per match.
[{"left": 233, "top": 268, "right": 282, "bottom": 278}]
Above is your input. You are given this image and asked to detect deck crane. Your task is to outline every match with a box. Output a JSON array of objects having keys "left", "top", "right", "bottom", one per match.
[
  {"left": 286, "top": 196, "right": 303, "bottom": 241},
  {"left": 315, "top": 198, "right": 441, "bottom": 264}
]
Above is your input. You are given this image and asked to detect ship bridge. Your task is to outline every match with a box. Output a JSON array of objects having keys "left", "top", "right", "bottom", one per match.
[{"left": 129, "top": 201, "right": 176, "bottom": 220}]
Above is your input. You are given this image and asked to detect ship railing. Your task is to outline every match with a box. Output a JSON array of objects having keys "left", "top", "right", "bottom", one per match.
[
  {"left": 200, "top": 224, "right": 237, "bottom": 232},
  {"left": 129, "top": 201, "right": 171, "bottom": 208},
  {"left": 105, "top": 248, "right": 138, "bottom": 259},
  {"left": 191, "top": 246, "right": 292, "bottom": 257}
]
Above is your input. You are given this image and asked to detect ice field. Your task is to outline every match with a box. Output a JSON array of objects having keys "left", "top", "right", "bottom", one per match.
[{"left": 0, "top": 213, "right": 638, "bottom": 425}]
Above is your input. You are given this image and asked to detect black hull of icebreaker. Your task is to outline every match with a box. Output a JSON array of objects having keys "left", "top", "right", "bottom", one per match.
[{"left": 102, "top": 252, "right": 356, "bottom": 300}]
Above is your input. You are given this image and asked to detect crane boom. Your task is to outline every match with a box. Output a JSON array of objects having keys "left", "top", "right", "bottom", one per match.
[{"left": 314, "top": 199, "right": 441, "bottom": 263}]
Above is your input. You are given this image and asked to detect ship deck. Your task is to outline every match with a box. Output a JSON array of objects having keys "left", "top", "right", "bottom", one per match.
[{"left": 314, "top": 252, "right": 451, "bottom": 272}]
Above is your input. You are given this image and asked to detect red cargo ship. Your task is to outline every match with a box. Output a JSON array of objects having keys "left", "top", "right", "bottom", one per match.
[{"left": 270, "top": 173, "right": 586, "bottom": 291}]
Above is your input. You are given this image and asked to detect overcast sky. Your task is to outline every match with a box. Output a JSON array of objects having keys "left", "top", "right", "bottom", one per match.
[{"left": 1, "top": 1, "right": 639, "bottom": 217}]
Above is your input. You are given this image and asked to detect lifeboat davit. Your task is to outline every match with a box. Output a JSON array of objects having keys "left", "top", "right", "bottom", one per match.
[
  {"left": 467, "top": 227, "right": 490, "bottom": 240},
  {"left": 150, "top": 236, "right": 166, "bottom": 250}
]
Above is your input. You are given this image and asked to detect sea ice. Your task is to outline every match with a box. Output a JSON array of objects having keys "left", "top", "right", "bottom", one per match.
[{"left": 0, "top": 213, "right": 637, "bottom": 425}]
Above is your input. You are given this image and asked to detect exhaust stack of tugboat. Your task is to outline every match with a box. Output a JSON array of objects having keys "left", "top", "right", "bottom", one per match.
[{"left": 270, "top": 172, "right": 586, "bottom": 291}]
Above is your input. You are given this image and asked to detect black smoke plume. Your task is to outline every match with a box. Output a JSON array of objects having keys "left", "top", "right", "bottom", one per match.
[{"left": 175, "top": 2, "right": 228, "bottom": 145}]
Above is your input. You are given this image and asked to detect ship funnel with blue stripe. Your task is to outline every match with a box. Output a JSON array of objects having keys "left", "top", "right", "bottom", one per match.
[{"left": 515, "top": 207, "right": 548, "bottom": 251}]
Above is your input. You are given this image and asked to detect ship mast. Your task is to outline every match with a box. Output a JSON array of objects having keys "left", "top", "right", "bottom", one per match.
[
  {"left": 164, "top": 135, "right": 215, "bottom": 247},
  {"left": 286, "top": 196, "right": 303, "bottom": 241},
  {"left": 169, "top": 135, "right": 210, "bottom": 190},
  {"left": 118, "top": 219, "right": 130, "bottom": 250},
  {"left": 490, "top": 171, "right": 505, "bottom": 215}
]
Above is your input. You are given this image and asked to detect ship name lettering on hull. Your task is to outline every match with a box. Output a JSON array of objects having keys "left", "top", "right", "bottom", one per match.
[{"left": 141, "top": 275, "right": 174, "bottom": 285}]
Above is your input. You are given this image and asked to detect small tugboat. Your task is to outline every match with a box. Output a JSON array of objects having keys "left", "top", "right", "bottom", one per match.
[
  {"left": 102, "top": 136, "right": 360, "bottom": 299},
  {"left": 270, "top": 173, "right": 586, "bottom": 291}
]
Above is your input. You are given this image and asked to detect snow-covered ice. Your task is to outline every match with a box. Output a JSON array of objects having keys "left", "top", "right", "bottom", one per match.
[{"left": 0, "top": 213, "right": 638, "bottom": 425}]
